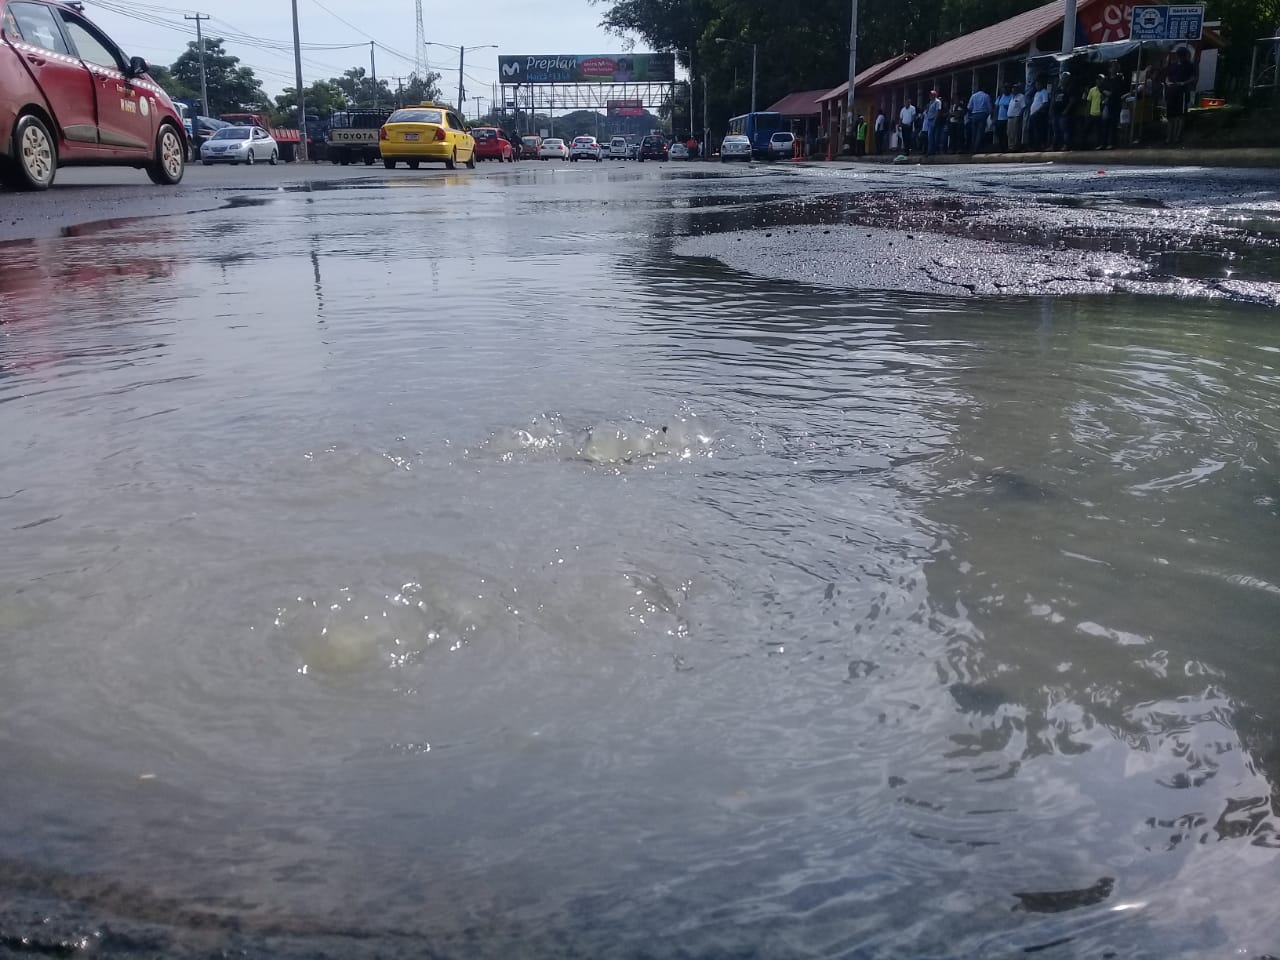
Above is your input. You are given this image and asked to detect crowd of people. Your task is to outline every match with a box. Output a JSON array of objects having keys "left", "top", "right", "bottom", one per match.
[{"left": 843, "top": 48, "right": 1198, "bottom": 158}]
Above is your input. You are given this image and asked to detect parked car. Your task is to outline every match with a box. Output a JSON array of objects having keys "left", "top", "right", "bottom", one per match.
[
  {"left": 379, "top": 103, "right": 475, "bottom": 170},
  {"left": 767, "top": 131, "right": 797, "bottom": 160},
  {"left": 627, "top": 140, "right": 640, "bottom": 159},
  {"left": 539, "top": 137, "right": 569, "bottom": 160},
  {"left": 0, "top": 0, "right": 187, "bottom": 190},
  {"left": 471, "top": 126, "right": 514, "bottom": 162},
  {"left": 720, "top": 134, "right": 752, "bottom": 162},
  {"left": 570, "top": 135, "right": 602, "bottom": 161},
  {"left": 608, "top": 136, "right": 629, "bottom": 159},
  {"left": 200, "top": 126, "right": 279, "bottom": 165},
  {"left": 186, "top": 116, "right": 229, "bottom": 159},
  {"left": 668, "top": 142, "right": 689, "bottom": 160},
  {"left": 638, "top": 135, "right": 668, "bottom": 162},
  {"left": 519, "top": 134, "right": 542, "bottom": 159}
]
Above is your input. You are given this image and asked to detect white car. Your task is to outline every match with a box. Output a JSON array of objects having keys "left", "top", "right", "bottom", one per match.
[
  {"left": 767, "top": 131, "right": 796, "bottom": 161},
  {"left": 200, "top": 126, "right": 279, "bottom": 165},
  {"left": 539, "top": 138, "right": 569, "bottom": 160},
  {"left": 608, "top": 136, "right": 629, "bottom": 159},
  {"left": 668, "top": 142, "right": 689, "bottom": 160},
  {"left": 569, "top": 136, "right": 602, "bottom": 161},
  {"left": 720, "top": 134, "right": 751, "bottom": 162}
]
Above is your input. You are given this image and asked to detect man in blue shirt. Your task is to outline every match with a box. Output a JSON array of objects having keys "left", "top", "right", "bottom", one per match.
[
  {"left": 923, "top": 90, "right": 944, "bottom": 156},
  {"left": 967, "top": 85, "right": 993, "bottom": 154},
  {"left": 994, "top": 83, "right": 1014, "bottom": 152}
]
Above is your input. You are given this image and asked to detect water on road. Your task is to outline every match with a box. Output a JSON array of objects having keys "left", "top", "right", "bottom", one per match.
[{"left": 1, "top": 165, "right": 1278, "bottom": 958}]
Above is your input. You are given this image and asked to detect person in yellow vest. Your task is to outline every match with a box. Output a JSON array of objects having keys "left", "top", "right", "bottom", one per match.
[
  {"left": 1084, "top": 74, "right": 1105, "bottom": 150},
  {"left": 855, "top": 115, "right": 867, "bottom": 157}
]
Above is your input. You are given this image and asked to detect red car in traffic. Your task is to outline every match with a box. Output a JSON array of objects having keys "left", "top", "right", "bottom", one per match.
[
  {"left": 0, "top": 0, "right": 187, "bottom": 190},
  {"left": 470, "top": 127, "right": 514, "bottom": 162}
]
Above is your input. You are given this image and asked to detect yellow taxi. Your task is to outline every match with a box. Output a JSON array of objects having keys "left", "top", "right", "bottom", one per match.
[{"left": 379, "top": 102, "right": 476, "bottom": 170}]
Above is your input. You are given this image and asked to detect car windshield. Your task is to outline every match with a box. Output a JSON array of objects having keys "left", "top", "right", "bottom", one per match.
[
  {"left": 388, "top": 109, "right": 443, "bottom": 124},
  {"left": 522, "top": 136, "right": 539, "bottom": 145},
  {"left": 544, "top": 139, "right": 563, "bottom": 146},
  {"left": 725, "top": 136, "right": 749, "bottom": 142},
  {"left": 473, "top": 129, "right": 497, "bottom": 139},
  {"left": 212, "top": 127, "right": 251, "bottom": 140},
  {"left": 575, "top": 138, "right": 593, "bottom": 143},
  {"left": 772, "top": 133, "right": 793, "bottom": 141}
]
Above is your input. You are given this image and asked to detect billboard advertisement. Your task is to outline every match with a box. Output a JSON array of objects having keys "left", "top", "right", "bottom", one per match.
[
  {"left": 607, "top": 98, "right": 645, "bottom": 116},
  {"left": 498, "top": 54, "right": 676, "bottom": 84}
]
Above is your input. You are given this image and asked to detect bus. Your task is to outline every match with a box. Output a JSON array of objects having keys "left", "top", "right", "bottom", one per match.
[{"left": 727, "top": 111, "right": 783, "bottom": 158}]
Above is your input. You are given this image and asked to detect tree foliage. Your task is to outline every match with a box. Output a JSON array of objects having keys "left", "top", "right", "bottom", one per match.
[{"left": 170, "top": 37, "right": 265, "bottom": 115}]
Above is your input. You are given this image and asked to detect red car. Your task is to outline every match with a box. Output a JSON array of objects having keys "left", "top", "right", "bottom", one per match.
[
  {"left": 470, "top": 127, "right": 514, "bottom": 162},
  {"left": 0, "top": 0, "right": 187, "bottom": 190}
]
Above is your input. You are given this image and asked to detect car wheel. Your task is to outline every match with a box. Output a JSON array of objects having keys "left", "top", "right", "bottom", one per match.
[
  {"left": 364, "top": 157, "right": 375, "bottom": 166},
  {"left": 340, "top": 157, "right": 350, "bottom": 166},
  {"left": 246, "top": 150, "right": 255, "bottom": 166},
  {"left": 445, "top": 149, "right": 456, "bottom": 170},
  {"left": 269, "top": 149, "right": 278, "bottom": 166},
  {"left": 146, "top": 123, "right": 185, "bottom": 186},
  {"left": 465, "top": 150, "right": 476, "bottom": 169},
  {"left": 4, "top": 113, "right": 57, "bottom": 191},
  {"left": 384, "top": 159, "right": 396, "bottom": 169},
  {"left": 202, "top": 160, "right": 212, "bottom": 166},
  {"left": 408, "top": 160, "right": 420, "bottom": 170}
]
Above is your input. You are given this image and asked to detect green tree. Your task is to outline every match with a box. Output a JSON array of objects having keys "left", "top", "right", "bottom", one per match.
[
  {"left": 146, "top": 63, "right": 190, "bottom": 100},
  {"left": 170, "top": 37, "right": 265, "bottom": 115},
  {"left": 396, "top": 71, "right": 443, "bottom": 107},
  {"left": 273, "top": 79, "right": 348, "bottom": 124},
  {"left": 332, "top": 66, "right": 394, "bottom": 108}
]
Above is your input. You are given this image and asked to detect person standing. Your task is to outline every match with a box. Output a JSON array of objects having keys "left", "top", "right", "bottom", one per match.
[
  {"left": 1027, "top": 79, "right": 1050, "bottom": 150},
  {"left": 1101, "top": 64, "right": 1125, "bottom": 149},
  {"left": 873, "top": 109, "right": 887, "bottom": 154},
  {"left": 855, "top": 115, "right": 867, "bottom": 156},
  {"left": 966, "top": 84, "right": 993, "bottom": 153},
  {"left": 1085, "top": 75, "right": 1105, "bottom": 149},
  {"left": 1006, "top": 84, "right": 1027, "bottom": 151},
  {"left": 923, "top": 90, "right": 944, "bottom": 156},
  {"left": 995, "top": 83, "right": 1014, "bottom": 151},
  {"left": 1050, "top": 73, "right": 1073, "bottom": 150},
  {"left": 899, "top": 99, "right": 917, "bottom": 154},
  {"left": 1164, "top": 48, "right": 1196, "bottom": 144}
]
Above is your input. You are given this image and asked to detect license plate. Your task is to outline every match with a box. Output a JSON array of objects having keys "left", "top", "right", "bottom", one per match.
[{"left": 404, "top": 133, "right": 419, "bottom": 142}]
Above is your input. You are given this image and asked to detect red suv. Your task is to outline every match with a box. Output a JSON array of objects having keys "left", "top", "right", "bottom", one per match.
[
  {"left": 1, "top": 0, "right": 187, "bottom": 190},
  {"left": 470, "top": 127, "right": 514, "bottom": 162}
]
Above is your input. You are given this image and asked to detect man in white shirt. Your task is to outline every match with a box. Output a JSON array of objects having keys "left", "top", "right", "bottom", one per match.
[
  {"left": 874, "top": 109, "right": 887, "bottom": 154},
  {"left": 898, "top": 100, "right": 917, "bottom": 155},
  {"left": 1027, "top": 80, "right": 1050, "bottom": 150},
  {"left": 1006, "top": 85, "right": 1028, "bottom": 151}
]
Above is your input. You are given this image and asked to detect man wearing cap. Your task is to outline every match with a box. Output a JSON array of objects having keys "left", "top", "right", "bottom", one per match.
[{"left": 923, "top": 90, "right": 944, "bottom": 156}]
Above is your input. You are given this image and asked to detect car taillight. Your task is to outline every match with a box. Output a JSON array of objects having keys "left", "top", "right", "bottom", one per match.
[
  {"left": 379, "top": 127, "right": 388, "bottom": 140},
  {"left": 434, "top": 128, "right": 447, "bottom": 142}
]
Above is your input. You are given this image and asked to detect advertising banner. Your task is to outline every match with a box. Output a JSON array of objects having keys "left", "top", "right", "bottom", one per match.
[
  {"left": 607, "top": 99, "right": 645, "bottom": 116},
  {"left": 498, "top": 54, "right": 676, "bottom": 84},
  {"left": 1129, "top": 4, "right": 1205, "bottom": 41}
]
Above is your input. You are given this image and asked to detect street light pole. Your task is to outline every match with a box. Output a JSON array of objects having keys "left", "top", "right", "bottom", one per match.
[
  {"left": 457, "top": 46, "right": 465, "bottom": 114},
  {"left": 289, "top": 0, "right": 307, "bottom": 160},
  {"left": 751, "top": 42, "right": 757, "bottom": 114},
  {"left": 845, "top": 0, "right": 857, "bottom": 152}
]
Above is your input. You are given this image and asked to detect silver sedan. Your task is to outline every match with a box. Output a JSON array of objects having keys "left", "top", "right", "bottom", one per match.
[
  {"left": 200, "top": 126, "right": 280, "bottom": 166},
  {"left": 720, "top": 134, "right": 752, "bottom": 162}
]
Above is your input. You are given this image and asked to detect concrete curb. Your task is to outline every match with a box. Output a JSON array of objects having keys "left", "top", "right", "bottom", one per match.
[{"left": 812, "top": 147, "right": 1280, "bottom": 169}]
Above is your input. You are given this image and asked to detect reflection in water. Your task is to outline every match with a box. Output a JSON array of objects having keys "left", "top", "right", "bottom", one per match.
[{"left": 0, "top": 171, "right": 1277, "bottom": 958}]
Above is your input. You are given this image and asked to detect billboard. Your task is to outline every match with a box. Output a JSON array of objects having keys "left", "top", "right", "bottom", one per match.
[
  {"left": 1130, "top": 4, "right": 1204, "bottom": 40},
  {"left": 498, "top": 54, "right": 676, "bottom": 85},
  {"left": 608, "top": 98, "right": 645, "bottom": 116}
]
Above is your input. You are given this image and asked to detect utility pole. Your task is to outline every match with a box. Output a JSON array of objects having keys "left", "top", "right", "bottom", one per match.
[
  {"left": 370, "top": 41, "right": 378, "bottom": 110},
  {"left": 845, "top": 0, "right": 857, "bottom": 152},
  {"left": 395, "top": 76, "right": 405, "bottom": 107},
  {"left": 702, "top": 75, "right": 708, "bottom": 155},
  {"left": 457, "top": 46, "right": 465, "bottom": 114},
  {"left": 1061, "top": 0, "right": 1078, "bottom": 53},
  {"left": 183, "top": 13, "right": 210, "bottom": 117},
  {"left": 751, "top": 43, "right": 757, "bottom": 114},
  {"left": 290, "top": 0, "right": 307, "bottom": 160}
]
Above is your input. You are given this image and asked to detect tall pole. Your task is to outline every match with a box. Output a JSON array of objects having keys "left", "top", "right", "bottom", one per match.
[
  {"left": 702, "top": 74, "right": 708, "bottom": 153},
  {"left": 751, "top": 43, "right": 757, "bottom": 114},
  {"left": 1061, "top": 0, "right": 1078, "bottom": 53},
  {"left": 845, "top": 0, "right": 857, "bottom": 149},
  {"left": 457, "top": 46, "right": 465, "bottom": 114},
  {"left": 370, "top": 41, "right": 378, "bottom": 110},
  {"left": 289, "top": 0, "right": 307, "bottom": 160},
  {"left": 184, "top": 13, "right": 210, "bottom": 117},
  {"left": 689, "top": 51, "right": 695, "bottom": 141}
]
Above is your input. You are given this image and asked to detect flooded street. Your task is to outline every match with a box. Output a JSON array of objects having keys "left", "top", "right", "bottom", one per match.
[{"left": 2, "top": 162, "right": 1279, "bottom": 958}]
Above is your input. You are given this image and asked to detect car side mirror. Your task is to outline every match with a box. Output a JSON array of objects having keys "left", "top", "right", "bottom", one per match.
[{"left": 127, "top": 56, "right": 148, "bottom": 78}]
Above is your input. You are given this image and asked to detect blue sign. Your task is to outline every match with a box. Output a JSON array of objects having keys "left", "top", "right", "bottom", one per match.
[{"left": 1130, "top": 4, "right": 1205, "bottom": 41}]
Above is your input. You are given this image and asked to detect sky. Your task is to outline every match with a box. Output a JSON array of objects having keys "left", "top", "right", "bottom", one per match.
[{"left": 83, "top": 0, "right": 631, "bottom": 100}]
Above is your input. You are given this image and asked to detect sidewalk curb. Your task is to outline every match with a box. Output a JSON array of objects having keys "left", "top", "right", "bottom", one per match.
[{"left": 810, "top": 147, "right": 1280, "bottom": 169}]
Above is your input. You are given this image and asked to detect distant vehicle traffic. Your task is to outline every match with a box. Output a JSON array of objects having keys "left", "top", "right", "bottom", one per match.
[
  {"left": 379, "top": 103, "right": 475, "bottom": 170},
  {"left": 627, "top": 140, "right": 640, "bottom": 159},
  {"left": 471, "top": 127, "right": 515, "bottom": 162},
  {"left": 539, "top": 137, "right": 569, "bottom": 160},
  {"left": 767, "top": 131, "right": 796, "bottom": 160},
  {"left": 0, "top": 0, "right": 187, "bottom": 189},
  {"left": 720, "top": 134, "right": 752, "bottom": 162},
  {"left": 326, "top": 110, "right": 391, "bottom": 166},
  {"left": 519, "top": 134, "right": 542, "bottom": 159},
  {"left": 219, "top": 112, "right": 305, "bottom": 162},
  {"left": 668, "top": 141, "right": 689, "bottom": 160},
  {"left": 200, "top": 126, "right": 279, "bottom": 165},
  {"left": 608, "top": 136, "right": 629, "bottom": 159},
  {"left": 727, "top": 111, "right": 784, "bottom": 159},
  {"left": 570, "top": 136, "right": 602, "bottom": 161},
  {"left": 637, "top": 135, "right": 668, "bottom": 161}
]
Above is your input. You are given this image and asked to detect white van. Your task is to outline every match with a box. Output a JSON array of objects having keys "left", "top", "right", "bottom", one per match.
[{"left": 608, "top": 136, "right": 629, "bottom": 159}]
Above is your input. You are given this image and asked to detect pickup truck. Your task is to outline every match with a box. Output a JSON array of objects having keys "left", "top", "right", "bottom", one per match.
[{"left": 325, "top": 110, "right": 393, "bottom": 165}]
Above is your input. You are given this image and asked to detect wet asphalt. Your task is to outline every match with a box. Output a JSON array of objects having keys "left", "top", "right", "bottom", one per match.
[{"left": 3, "top": 158, "right": 1279, "bottom": 303}]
